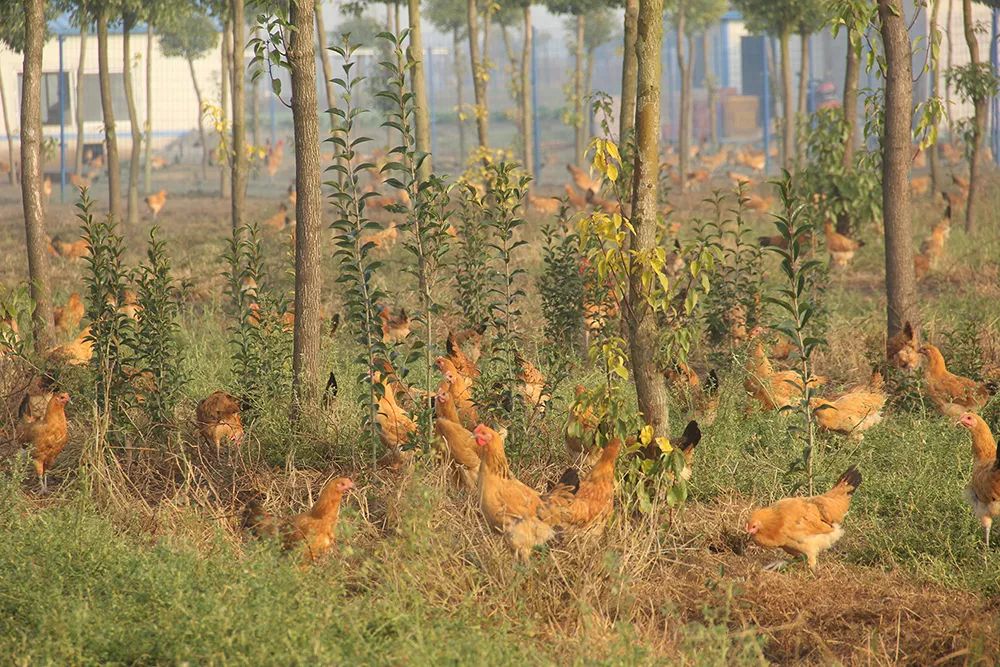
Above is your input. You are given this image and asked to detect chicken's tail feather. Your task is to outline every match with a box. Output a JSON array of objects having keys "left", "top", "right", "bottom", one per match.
[
  {"left": 985, "top": 380, "right": 999, "bottom": 396},
  {"left": 833, "top": 466, "right": 862, "bottom": 495},
  {"left": 549, "top": 467, "right": 580, "bottom": 494},
  {"left": 241, "top": 499, "right": 278, "bottom": 538},
  {"left": 678, "top": 420, "right": 701, "bottom": 452}
]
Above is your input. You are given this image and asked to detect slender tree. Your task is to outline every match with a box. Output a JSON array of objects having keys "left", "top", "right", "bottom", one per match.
[
  {"left": 547, "top": 0, "right": 602, "bottom": 164},
  {"left": 878, "top": 0, "right": 918, "bottom": 344},
  {"left": 426, "top": 0, "right": 468, "bottom": 162},
  {"left": 521, "top": 4, "right": 533, "bottom": 178},
  {"left": 619, "top": 0, "right": 638, "bottom": 141},
  {"left": 74, "top": 24, "right": 88, "bottom": 179},
  {"left": 929, "top": 0, "right": 941, "bottom": 192},
  {"left": 466, "top": 0, "right": 490, "bottom": 151},
  {"left": 315, "top": 0, "right": 336, "bottom": 131},
  {"left": 232, "top": 0, "right": 247, "bottom": 232},
  {"left": 144, "top": 25, "right": 153, "bottom": 193},
  {"left": 19, "top": 0, "right": 55, "bottom": 352},
  {"left": 0, "top": 67, "right": 14, "bottom": 186},
  {"left": 122, "top": 3, "right": 144, "bottom": 226},
  {"left": 627, "top": 0, "right": 670, "bottom": 437},
  {"left": 958, "top": 0, "right": 995, "bottom": 232},
  {"left": 220, "top": 14, "right": 232, "bottom": 198},
  {"left": 159, "top": 7, "right": 218, "bottom": 182},
  {"left": 408, "top": 0, "right": 433, "bottom": 178},
  {"left": 288, "top": 0, "right": 324, "bottom": 405},
  {"left": 97, "top": 3, "right": 123, "bottom": 220}
]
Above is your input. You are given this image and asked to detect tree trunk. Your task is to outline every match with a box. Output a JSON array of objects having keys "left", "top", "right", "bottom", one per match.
[
  {"left": 288, "top": 0, "right": 324, "bottom": 407},
  {"left": 704, "top": 31, "right": 717, "bottom": 149},
  {"left": 232, "top": 0, "right": 247, "bottom": 232},
  {"left": 574, "top": 14, "right": 585, "bottom": 165},
  {"left": 21, "top": 0, "right": 54, "bottom": 354},
  {"left": 123, "top": 24, "right": 142, "bottom": 227},
  {"left": 188, "top": 59, "right": 209, "bottom": 182},
  {"left": 408, "top": 0, "right": 432, "bottom": 179},
  {"left": 796, "top": 31, "right": 809, "bottom": 163},
  {"left": 74, "top": 24, "right": 87, "bottom": 179},
  {"left": 628, "top": 0, "right": 670, "bottom": 438},
  {"left": 0, "top": 66, "right": 15, "bottom": 186},
  {"left": 676, "top": 15, "right": 689, "bottom": 192},
  {"left": 946, "top": 0, "right": 954, "bottom": 131},
  {"left": 878, "top": 0, "right": 918, "bottom": 346},
  {"left": 97, "top": 8, "right": 122, "bottom": 221},
  {"left": 220, "top": 19, "right": 232, "bottom": 199},
  {"left": 779, "top": 28, "right": 794, "bottom": 170},
  {"left": 521, "top": 6, "right": 534, "bottom": 181},
  {"left": 500, "top": 25, "right": 523, "bottom": 160},
  {"left": 586, "top": 48, "right": 595, "bottom": 141},
  {"left": 467, "top": 0, "right": 489, "bottom": 151},
  {"left": 144, "top": 26, "right": 153, "bottom": 194},
  {"left": 929, "top": 0, "right": 941, "bottom": 193},
  {"left": 315, "top": 0, "right": 336, "bottom": 132},
  {"left": 453, "top": 28, "right": 466, "bottom": 163},
  {"left": 962, "top": 0, "right": 984, "bottom": 233},
  {"left": 842, "top": 26, "right": 858, "bottom": 167},
  {"left": 251, "top": 74, "right": 260, "bottom": 148},
  {"left": 619, "top": 0, "right": 639, "bottom": 142}
]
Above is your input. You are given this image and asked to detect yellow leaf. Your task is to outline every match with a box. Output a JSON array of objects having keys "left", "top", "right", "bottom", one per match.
[
  {"left": 655, "top": 436, "right": 672, "bottom": 454},
  {"left": 639, "top": 424, "right": 654, "bottom": 445}
]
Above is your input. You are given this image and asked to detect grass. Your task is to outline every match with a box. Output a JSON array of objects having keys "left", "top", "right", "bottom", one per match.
[{"left": 1, "top": 168, "right": 1000, "bottom": 664}]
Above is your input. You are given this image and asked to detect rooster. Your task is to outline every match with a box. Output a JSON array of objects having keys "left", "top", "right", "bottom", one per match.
[
  {"left": 957, "top": 413, "right": 1000, "bottom": 557},
  {"left": 540, "top": 438, "right": 622, "bottom": 536},
  {"left": 16, "top": 391, "right": 70, "bottom": 492},
  {"left": 566, "top": 163, "right": 601, "bottom": 195},
  {"left": 823, "top": 220, "right": 864, "bottom": 268},
  {"left": 144, "top": 189, "right": 167, "bottom": 220}
]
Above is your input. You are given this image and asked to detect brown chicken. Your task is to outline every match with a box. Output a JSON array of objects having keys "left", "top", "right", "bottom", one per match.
[
  {"left": 379, "top": 305, "right": 411, "bottom": 343},
  {"left": 565, "top": 385, "right": 601, "bottom": 461},
  {"left": 265, "top": 138, "right": 285, "bottom": 178},
  {"left": 957, "top": 413, "right": 1000, "bottom": 555},
  {"left": 434, "top": 387, "right": 480, "bottom": 491},
  {"left": 518, "top": 355, "right": 550, "bottom": 414},
  {"left": 566, "top": 163, "right": 601, "bottom": 194},
  {"left": 920, "top": 344, "right": 997, "bottom": 416},
  {"left": 887, "top": 321, "right": 920, "bottom": 371},
  {"left": 195, "top": 391, "right": 244, "bottom": 453},
  {"left": 263, "top": 203, "right": 290, "bottom": 231},
  {"left": 528, "top": 194, "right": 560, "bottom": 216},
  {"left": 473, "top": 423, "right": 554, "bottom": 561},
  {"left": 373, "top": 371, "right": 418, "bottom": 462},
  {"left": 144, "top": 189, "right": 167, "bottom": 219},
  {"left": 745, "top": 341, "right": 825, "bottom": 411},
  {"left": 445, "top": 330, "right": 480, "bottom": 379},
  {"left": 51, "top": 235, "right": 90, "bottom": 260},
  {"left": 745, "top": 466, "right": 862, "bottom": 570},
  {"left": 564, "top": 183, "right": 587, "bottom": 210},
  {"left": 810, "top": 371, "right": 887, "bottom": 440},
  {"left": 362, "top": 222, "right": 399, "bottom": 250},
  {"left": 451, "top": 324, "right": 485, "bottom": 364},
  {"left": 435, "top": 357, "right": 479, "bottom": 428},
  {"left": 48, "top": 326, "right": 94, "bottom": 365},
  {"left": 586, "top": 188, "right": 621, "bottom": 214},
  {"left": 243, "top": 476, "right": 354, "bottom": 563},
  {"left": 823, "top": 220, "right": 864, "bottom": 268},
  {"left": 910, "top": 174, "right": 931, "bottom": 196},
  {"left": 53, "top": 292, "right": 85, "bottom": 333},
  {"left": 16, "top": 391, "right": 70, "bottom": 492},
  {"left": 540, "top": 438, "right": 622, "bottom": 536},
  {"left": 744, "top": 194, "right": 774, "bottom": 212}
]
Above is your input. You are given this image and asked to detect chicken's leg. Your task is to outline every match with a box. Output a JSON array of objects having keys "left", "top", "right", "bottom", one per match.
[{"left": 984, "top": 518, "right": 993, "bottom": 563}]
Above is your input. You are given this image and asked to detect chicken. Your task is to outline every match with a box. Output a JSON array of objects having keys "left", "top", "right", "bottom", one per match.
[
  {"left": 69, "top": 173, "right": 91, "bottom": 190},
  {"left": 435, "top": 357, "right": 479, "bottom": 428},
  {"left": 957, "top": 413, "right": 1000, "bottom": 556},
  {"left": 48, "top": 326, "right": 93, "bottom": 365},
  {"left": 373, "top": 370, "right": 418, "bottom": 461},
  {"left": 728, "top": 171, "right": 753, "bottom": 186},
  {"left": 744, "top": 194, "right": 774, "bottom": 212},
  {"left": 635, "top": 420, "right": 702, "bottom": 480},
  {"left": 16, "top": 391, "right": 70, "bottom": 492},
  {"left": 919, "top": 344, "right": 997, "bottom": 416},
  {"left": 263, "top": 203, "right": 290, "bottom": 231},
  {"left": 51, "top": 235, "right": 90, "bottom": 260},
  {"left": 265, "top": 138, "right": 285, "bottom": 178},
  {"left": 434, "top": 387, "right": 480, "bottom": 491},
  {"left": 528, "top": 194, "right": 561, "bottom": 216},
  {"left": 913, "top": 250, "right": 932, "bottom": 281},
  {"left": 745, "top": 466, "right": 862, "bottom": 570},
  {"left": 586, "top": 188, "right": 621, "bottom": 214},
  {"left": 566, "top": 163, "right": 601, "bottom": 195},
  {"left": 810, "top": 371, "right": 887, "bottom": 440},
  {"left": 565, "top": 385, "right": 601, "bottom": 461},
  {"left": 53, "top": 292, "right": 85, "bottom": 333},
  {"left": 445, "top": 330, "right": 480, "bottom": 379},
  {"left": 564, "top": 183, "right": 588, "bottom": 210},
  {"left": 242, "top": 476, "right": 355, "bottom": 563},
  {"left": 149, "top": 155, "right": 169, "bottom": 170},
  {"left": 144, "top": 189, "right": 167, "bottom": 219},
  {"left": 195, "top": 391, "right": 244, "bottom": 453},
  {"left": 518, "top": 355, "right": 550, "bottom": 414},
  {"left": 744, "top": 341, "right": 825, "bottom": 411},
  {"left": 42, "top": 175, "right": 52, "bottom": 202},
  {"left": 539, "top": 438, "right": 621, "bottom": 535},
  {"left": 887, "top": 321, "right": 920, "bottom": 371},
  {"left": 378, "top": 305, "right": 411, "bottom": 343},
  {"left": 823, "top": 220, "right": 864, "bottom": 268},
  {"left": 452, "top": 324, "right": 486, "bottom": 364},
  {"left": 910, "top": 174, "right": 930, "bottom": 196},
  {"left": 757, "top": 231, "right": 812, "bottom": 250},
  {"left": 361, "top": 222, "right": 399, "bottom": 250},
  {"left": 473, "top": 423, "right": 554, "bottom": 561}
]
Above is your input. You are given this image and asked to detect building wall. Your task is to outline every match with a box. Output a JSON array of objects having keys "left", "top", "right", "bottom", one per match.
[{"left": 0, "top": 31, "right": 223, "bottom": 153}]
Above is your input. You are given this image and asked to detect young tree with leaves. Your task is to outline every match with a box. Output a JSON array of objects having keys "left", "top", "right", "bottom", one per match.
[
  {"left": 619, "top": 0, "right": 638, "bottom": 142},
  {"left": 628, "top": 0, "right": 670, "bottom": 437},
  {"left": 878, "top": 0, "right": 918, "bottom": 346},
  {"left": 14, "top": 0, "right": 55, "bottom": 352},
  {"left": 159, "top": 7, "right": 219, "bottom": 181},
  {"left": 232, "top": 0, "right": 247, "bottom": 232},
  {"left": 466, "top": 0, "right": 492, "bottom": 152},
  {"left": 121, "top": 1, "right": 145, "bottom": 226},
  {"left": 426, "top": 0, "right": 468, "bottom": 162},
  {"left": 407, "top": 0, "right": 433, "bottom": 179},
  {"left": 96, "top": 1, "right": 123, "bottom": 220}
]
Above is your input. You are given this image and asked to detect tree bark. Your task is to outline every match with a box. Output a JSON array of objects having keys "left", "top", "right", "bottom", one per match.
[
  {"left": 574, "top": 14, "right": 586, "bottom": 165},
  {"left": 946, "top": 0, "right": 954, "bottom": 130},
  {"left": 962, "top": 0, "right": 984, "bottom": 233},
  {"left": 676, "top": 14, "right": 689, "bottom": 192},
  {"left": 467, "top": 0, "right": 489, "bottom": 151},
  {"left": 521, "top": 5, "right": 534, "bottom": 181},
  {"left": 144, "top": 26, "right": 153, "bottom": 194},
  {"left": 188, "top": 59, "right": 209, "bottom": 182},
  {"left": 704, "top": 31, "right": 717, "bottom": 149},
  {"left": 842, "top": 26, "right": 858, "bottom": 167},
  {"left": 779, "top": 28, "right": 794, "bottom": 170},
  {"left": 123, "top": 24, "right": 142, "bottom": 226},
  {"left": 74, "top": 24, "right": 87, "bottom": 179},
  {"left": 232, "top": 0, "right": 247, "bottom": 232},
  {"left": 0, "top": 66, "right": 15, "bottom": 186},
  {"left": 220, "top": 18, "right": 232, "bottom": 199},
  {"left": 878, "top": 0, "right": 918, "bottom": 345},
  {"left": 628, "top": 0, "right": 670, "bottom": 438},
  {"left": 929, "top": 0, "right": 941, "bottom": 194},
  {"left": 796, "top": 31, "right": 808, "bottom": 163},
  {"left": 315, "top": 0, "right": 336, "bottom": 132},
  {"left": 97, "top": 7, "right": 122, "bottom": 221},
  {"left": 408, "top": 0, "right": 432, "bottom": 179},
  {"left": 21, "top": 0, "right": 54, "bottom": 354},
  {"left": 500, "top": 25, "right": 523, "bottom": 160},
  {"left": 619, "top": 0, "right": 639, "bottom": 142},
  {"left": 288, "top": 0, "right": 324, "bottom": 407},
  {"left": 452, "top": 28, "right": 466, "bottom": 163}
]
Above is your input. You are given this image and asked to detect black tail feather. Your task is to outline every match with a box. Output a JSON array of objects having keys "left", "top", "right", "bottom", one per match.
[
  {"left": 549, "top": 467, "right": 580, "bottom": 494},
  {"left": 676, "top": 420, "right": 701, "bottom": 452},
  {"left": 836, "top": 466, "right": 862, "bottom": 494}
]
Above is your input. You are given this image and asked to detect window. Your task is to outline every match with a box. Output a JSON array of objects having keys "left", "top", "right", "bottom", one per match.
[
  {"left": 18, "top": 72, "right": 70, "bottom": 125},
  {"left": 80, "top": 73, "right": 127, "bottom": 123}
]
